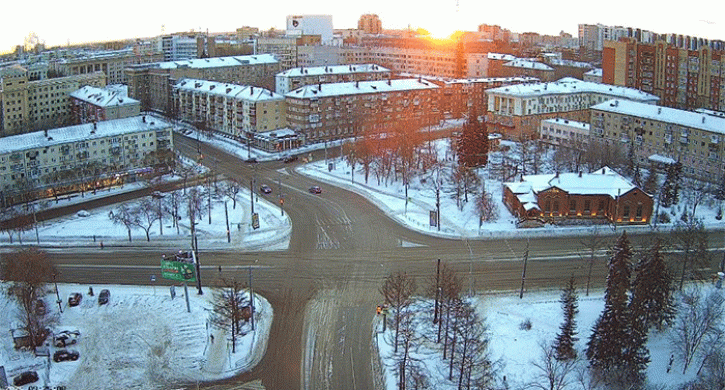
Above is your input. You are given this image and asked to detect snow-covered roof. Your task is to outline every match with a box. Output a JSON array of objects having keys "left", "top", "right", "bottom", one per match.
[
  {"left": 505, "top": 166, "right": 638, "bottom": 199},
  {"left": 546, "top": 58, "right": 593, "bottom": 69},
  {"left": 695, "top": 108, "right": 725, "bottom": 119},
  {"left": 542, "top": 118, "right": 590, "bottom": 130},
  {"left": 648, "top": 154, "right": 676, "bottom": 165},
  {"left": 444, "top": 76, "right": 540, "bottom": 85},
  {"left": 286, "top": 78, "right": 438, "bottom": 99},
  {"left": 277, "top": 64, "right": 389, "bottom": 77},
  {"left": 487, "top": 53, "right": 517, "bottom": 61},
  {"left": 174, "top": 79, "right": 282, "bottom": 101},
  {"left": 0, "top": 116, "right": 170, "bottom": 155},
  {"left": 503, "top": 59, "right": 554, "bottom": 71},
  {"left": 584, "top": 68, "right": 603, "bottom": 76},
  {"left": 157, "top": 54, "right": 278, "bottom": 69},
  {"left": 591, "top": 99, "right": 725, "bottom": 134},
  {"left": 486, "top": 77, "right": 659, "bottom": 102},
  {"left": 70, "top": 86, "right": 139, "bottom": 107}
]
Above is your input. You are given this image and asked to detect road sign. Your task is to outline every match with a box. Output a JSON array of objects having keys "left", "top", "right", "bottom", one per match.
[
  {"left": 252, "top": 212, "right": 260, "bottom": 230},
  {"left": 161, "top": 259, "right": 197, "bottom": 282},
  {"left": 430, "top": 210, "right": 438, "bottom": 227}
]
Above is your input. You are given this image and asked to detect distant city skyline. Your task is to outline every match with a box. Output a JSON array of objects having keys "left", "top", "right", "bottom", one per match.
[{"left": 2, "top": 0, "right": 723, "bottom": 54}]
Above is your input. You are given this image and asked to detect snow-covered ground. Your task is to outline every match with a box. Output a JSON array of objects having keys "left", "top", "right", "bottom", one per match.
[
  {"left": 376, "top": 286, "right": 724, "bottom": 390},
  {"left": 0, "top": 282, "right": 272, "bottom": 389}
]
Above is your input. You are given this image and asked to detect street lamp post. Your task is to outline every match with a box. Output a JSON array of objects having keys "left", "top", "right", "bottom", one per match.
[{"left": 53, "top": 272, "right": 62, "bottom": 314}]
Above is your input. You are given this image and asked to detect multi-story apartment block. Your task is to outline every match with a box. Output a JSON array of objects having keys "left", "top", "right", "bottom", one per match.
[
  {"left": 466, "top": 53, "right": 516, "bottom": 78},
  {"left": 157, "top": 34, "right": 202, "bottom": 61},
  {"left": 275, "top": 64, "right": 391, "bottom": 94},
  {"left": 501, "top": 59, "right": 556, "bottom": 82},
  {"left": 70, "top": 86, "right": 141, "bottom": 124},
  {"left": 0, "top": 115, "right": 173, "bottom": 203},
  {"left": 485, "top": 77, "right": 659, "bottom": 140},
  {"left": 539, "top": 118, "right": 590, "bottom": 149},
  {"left": 1, "top": 65, "right": 106, "bottom": 136},
  {"left": 590, "top": 99, "right": 725, "bottom": 182},
  {"left": 358, "top": 14, "right": 382, "bottom": 35},
  {"left": 125, "top": 54, "right": 280, "bottom": 115},
  {"left": 50, "top": 49, "right": 163, "bottom": 85},
  {"left": 433, "top": 76, "right": 538, "bottom": 120},
  {"left": 368, "top": 46, "right": 462, "bottom": 78},
  {"left": 256, "top": 37, "right": 300, "bottom": 71},
  {"left": 286, "top": 15, "right": 334, "bottom": 45},
  {"left": 285, "top": 78, "right": 440, "bottom": 143},
  {"left": 583, "top": 68, "right": 603, "bottom": 83},
  {"left": 603, "top": 38, "right": 725, "bottom": 111},
  {"left": 173, "top": 79, "right": 286, "bottom": 139},
  {"left": 295, "top": 45, "right": 370, "bottom": 68}
]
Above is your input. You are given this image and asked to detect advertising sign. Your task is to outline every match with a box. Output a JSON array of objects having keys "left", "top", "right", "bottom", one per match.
[
  {"left": 161, "top": 259, "right": 196, "bottom": 282},
  {"left": 252, "top": 213, "right": 260, "bottom": 230},
  {"left": 430, "top": 210, "right": 438, "bottom": 227}
]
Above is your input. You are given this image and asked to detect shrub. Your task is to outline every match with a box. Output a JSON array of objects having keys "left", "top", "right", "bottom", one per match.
[{"left": 519, "top": 318, "right": 532, "bottom": 331}]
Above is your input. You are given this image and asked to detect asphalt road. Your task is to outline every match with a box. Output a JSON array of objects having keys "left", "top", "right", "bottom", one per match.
[{"left": 43, "top": 132, "right": 725, "bottom": 390}]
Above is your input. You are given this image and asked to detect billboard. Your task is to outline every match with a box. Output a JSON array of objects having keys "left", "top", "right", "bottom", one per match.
[{"left": 161, "top": 259, "right": 196, "bottom": 282}]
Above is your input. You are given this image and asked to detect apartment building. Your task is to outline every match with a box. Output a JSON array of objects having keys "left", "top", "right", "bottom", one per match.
[
  {"left": 285, "top": 78, "right": 440, "bottom": 143},
  {"left": 485, "top": 77, "right": 659, "bottom": 140},
  {"left": 504, "top": 167, "right": 653, "bottom": 226},
  {"left": 432, "top": 76, "right": 538, "bottom": 120},
  {"left": 275, "top": 64, "right": 390, "bottom": 94},
  {"left": 158, "top": 34, "right": 201, "bottom": 61},
  {"left": 590, "top": 99, "right": 725, "bottom": 182},
  {"left": 295, "top": 45, "right": 370, "bottom": 68},
  {"left": 1, "top": 65, "right": 106, "bottom": 136},
  {"left": 603, "top": 38, "right": 725, "bottom": 111},
  {"left": 583, "top": 68, "right": 603, "bottom": 83},
  {"left": 539, "top": 118, "right": 590, "bottom": 149},
  {"left": 125, "top": 54, "right": 280, "bottom": 114},
  {"left": 501, "top": 59, "right": 556, "bottom": 82},
  {"left": 70, "top": 85, "right": 141, "bottom": 124},
  {"left": 173, "top": 79, "right": 286, "bottom": 139},
  {"left": 0, "top": 116, "right": 172, "bottom": 202},
  {"left": 368, "top": 46, "right": 462, "bottom": 78},
  {"left": 50, "top": 49, "right": 163, "bottom": 84},
  {"left": 358, "top": 14, "right": 382, "bottom": 35}
]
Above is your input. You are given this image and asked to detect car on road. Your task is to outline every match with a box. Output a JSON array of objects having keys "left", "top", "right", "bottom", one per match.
[
  {"left": 53, "top": 349, "right": 80, "bottom": 362},
  {"left": 245, "top": 157, "right": 258, "bottom": 163},
  {"left": 309, "top": 186, "right": 322, "bottom": 194},
  {"left": 98, "top": 289, "right": 110, "bottom": 305},
  {"left": 260, "top": 185, "right": 272, "bottom": 194},
  {"left": 54, "top": 330, "right": 80, "bottom": 347},
  {"left": 68, "top": 292, "right": 82, "bottom": 307},
  {"left": 13, "top": 371, "right": 38, "bottom": 386},
  {"left": 283, "top": 155, "right": 298, "bottom": 163}
]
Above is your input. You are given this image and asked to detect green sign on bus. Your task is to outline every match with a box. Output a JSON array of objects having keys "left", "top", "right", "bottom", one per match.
[{"left": 161, "top": 259, "right": 196, "bottom": 282}]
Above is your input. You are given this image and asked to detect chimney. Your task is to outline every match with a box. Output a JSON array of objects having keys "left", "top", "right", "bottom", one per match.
[
  {"left": 250, "top": 86, "right": 254, "bottom": 95},
  {"left": 602, "top": 168, "right": 606, "bottom": 174},
  {"left": 355, "top": 81, "right": 359, "bottom": 88},
  {"left": 387, "top": 78, "right": 391, "bottom": 86},
  {"left": 702, "top": 116, "right": 706, "bottom": 124},
  {"left": 555, "top": 172, "right": 559, "bottom": 178},
  {"left": 44, "top": 130, "right": 48, "bottom": 138},
  {"left": 578, "top": 171, "right": 582, "bottom": 177},
  {"left": 142, "top": 116, "right": 146, "bottom": 123},
  {"left": 658, "top": 107, "right": 662, "bottom": 114},
  {"left": 93, "top": 122, "right": 97, "bottom": 130},
  {"left": 318, "top": 83, "right": 322, "bottom": 90}
]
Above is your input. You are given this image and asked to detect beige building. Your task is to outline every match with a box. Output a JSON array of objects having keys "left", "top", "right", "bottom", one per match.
[
  {"left": 539, "top": 118, "right": 590, "bottom": 149},
  {"left": 275, "top": 64, "right": 391, "bottom": 94},
  {"left": 0, "top": 116, "right": 172, "bottom": 203},
  {"left": 285, "top": 78, "right": 440, "bottom": 143},
  {"left": 50, "top": 49, "right": 163, "bottom": 85},
  {"left": 485, "top": 77, "right": 659, "bottom": 140},
  {"left": 70, "top": 85, "right": 141, "bottom": 124},
  {"left": 591, "top": 99, "right": 725, "bottom": 182},
  {"left": 369, "top": 46, "right": 461, "bottom": 78},
  {"left": 1, "top": 65, "right": 106, "bottom": 136},
  {"left": 358, "top": 14, "right": 382, "bottom": 34},
  {"left": 173, "top": 79, "right": 286, "bottom": 139},
  {"left": 125, "top": 54, "right": 280, "bottom": 115}
]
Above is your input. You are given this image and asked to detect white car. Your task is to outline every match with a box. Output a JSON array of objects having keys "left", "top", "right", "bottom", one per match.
[{"left": 54, "top": 330, "right": 80, "bottom": 347}]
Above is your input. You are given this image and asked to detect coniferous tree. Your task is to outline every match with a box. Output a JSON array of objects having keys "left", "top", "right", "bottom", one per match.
[
  {"left": 660, "top": 161, "right": 683, "bottom": 207},
  {"left": 716, "top": 172, "right": 725, "bottom": 202},
  {"left": 630, "top": 240, "right": 676, "bottom": 332},
  {"left": 554, "top": 275, "right": 579, "bottom": 361},
  {"left": 457, "top": 114, "right": 489, "bottom": 169},
  {"left": 642, "top": 168, "right": 658, "bottom": 196}
]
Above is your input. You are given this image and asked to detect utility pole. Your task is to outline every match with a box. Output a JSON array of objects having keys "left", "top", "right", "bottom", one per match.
[
  {"left": 53, "top": 272, "right": 62, "bottom": 313},
  {"left": 248, "top": 266, "right": 255, "bottom": 331},
  {"left": 250, "top": 175, "right": 255, "bottom": 215},
  {"left": 519, "top": 240, "right": 529, "bottom": 299},
  {"left": 193, "top": 237, "right": 203, "bottom": 295},
  {"left": 433, "top": 259, "right": 440, "bottom": 325},
  {"left": 278, "top": 173, "right": 283, "bottom": 216}
]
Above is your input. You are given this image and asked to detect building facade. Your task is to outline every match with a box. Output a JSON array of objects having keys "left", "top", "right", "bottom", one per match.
[
  {"left": 539, "top": 118, "right": 590, "bottom": 149},
  {"left": 286, "top": 15, "right": 334, "bottom": 45},
  {"left": 603, "top": 38, "right": 725, "bottom": 112},
  {"left": 435, "top": 76, "right": 538, "bottom": 120},
  {"left": 70, "top": 86, "right": 141, "bottom": 124},
  {"left": 285, "top": 78, "right": 440, "bottom": 144},
  {"left": 590, "top": 99, "right": 725, "bottom": 182},
  {"left": 368, "top": 46, "right": 462, "bottom": 78},
  {"left": 1, "top": 65, "right": 107, "bottom": 136},
  {"left": 485, "top": 77, "right": 659, "bottom": 140},
  {"left": 503, "top": 167, "right": 653, "bottom": 226},
  {"left": 358, "top": 14, "right": 382, "bottom": 35},
  {"left": 125, "top": 54, "right": 280, "bottom": 114},
  {"left": 50, "top": 49, "right": 163, "bottom": 85},
  {"left": 0, "top": 116, "right": 173, "bottom": 202},
  {"left": 275, "top": 64, "right": 391, "bottom": 94},
  {"left": 173, "top": 79, "right": 286, "bottom": 139}
]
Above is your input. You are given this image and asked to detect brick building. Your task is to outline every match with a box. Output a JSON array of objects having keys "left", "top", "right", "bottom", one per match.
[
  {"left": 70, "top": 86, "right": 141, "bottom": 124},
  {"left": 275, "top": 64, "right": 390, "bottom": 94}
]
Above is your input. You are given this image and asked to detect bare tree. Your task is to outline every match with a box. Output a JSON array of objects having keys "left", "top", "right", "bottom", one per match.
[
  {"left": 130, "top": 198, "right": 161, "bottom": 241},
  {"left": 527, "top": 342, "right": 578, "bottom": 390},
  {"left": 670, "top": 287, "right": 725, "bottom": 374},
  {"left": 109, "top": 204, "right": 135, "bottom": 242},
  {"left": 219, "top": 180, "right": 242, "bottom": 210},
  {"left": 672, "top": 219, "right": 710, "bottom": 290},
  {"left": 579, "top": 228, "right": 607, "bottom": 296},
  {"left": 380, "top": 272, "right": 417, "bottom": 354},
  {"left": 209, "top": 277, "right": 249, "bottom": 354},
  {"left": 476, "top": 181, "right": 499, "bottom": 226},
  {"left": 684, "top": 179, "right": 711, "bottom": 217}
]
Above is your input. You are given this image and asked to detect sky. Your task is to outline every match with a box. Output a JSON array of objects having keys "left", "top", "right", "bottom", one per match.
[{"left": 1, "top": 0, "right": 724, "bottom": 54}]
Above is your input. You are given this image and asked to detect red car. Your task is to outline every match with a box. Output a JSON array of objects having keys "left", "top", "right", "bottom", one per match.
[
  {"left": 309, "top": 186, "right": 322, "bottom": 194},
  {"left": 68, "top": 293, "right": 82, "bottom": 307}
]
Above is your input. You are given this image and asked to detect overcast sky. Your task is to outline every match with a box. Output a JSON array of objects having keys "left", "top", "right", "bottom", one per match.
[{"left": 2, "top": 0, "right": 723, "bottom": 54}]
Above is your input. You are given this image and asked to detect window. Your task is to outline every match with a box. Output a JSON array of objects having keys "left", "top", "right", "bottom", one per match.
[
  {"left": 569, "top": 200, "right": 576, "bottom": 214},
  {"left": 584, "top": 200, "right": 591, "bottom": 213},
  {"left": 598, "top": 200, "right": 605, "bottom": 213},
  {"left": 553, "top": 201, "right": 559, "bottom": 215},
  {"left": 636, "top": 205, "right": 643, "bottom": 219},
  {"left": 623, "top": 205, "right": 630, "bottom": 218}
]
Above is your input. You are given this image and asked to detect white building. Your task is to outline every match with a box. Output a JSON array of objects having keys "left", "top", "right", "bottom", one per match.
[
  {"left": 158, "top": 34, "right": 200, "bottom": 61},
  {"left": 539, "top": 118, "right": 590, "bottom": 149},
  {"left": 286, "top": 15, "right": 334, "bottom": 45},
  {"left": 275, "top": 64, "right": 390, "bottom": 94},
  {"left": 583, "top": 68, "right": 603, "bottom": 83}
]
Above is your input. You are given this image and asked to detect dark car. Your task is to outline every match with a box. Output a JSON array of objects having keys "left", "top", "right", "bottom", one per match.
[
  {"left": 283, "top": 155, "right": 298, "bottom": 163},
  {"left": 245, "top": 157, "right": 258, "bottom": 163},
  {"left": 13, "top": 371, "right": 38, "bottom": 386},
  {"left": 260, "top": 185, "right": 272, "bottom": 194},
  {"left": 309, "top": 186, "right": 322, "bottom": 194},
  {"left": 98, "top": 289, "right": 110, "bottom": 305},
  {"left": 53, "top": 349, "right": 80, "bottom": 362},
  {"left": 68, "top": 293, "right": 82, "bottom": 307}
]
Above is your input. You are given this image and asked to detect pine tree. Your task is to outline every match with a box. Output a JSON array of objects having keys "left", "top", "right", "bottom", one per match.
[
  {"left": 632, "top": 164, "right": 642, "bottom": 188},
  {"left": 457, "top": 113, "right": 489, "bottom": 168},
  {"left": 660, "top": 162, "right": 682, "bottom": 207},
  {"left": 716, "top": 172, "right": 725, "bottom": 202},
  {"left": 554, "top": 275, "right": 579, "bottom": 361},
  {"left": 630, "top": 240, "right": 676, "bottom": 331},
  {"left": 586, "top": 232, "right": 646, "bottom": 385},
  {"left": 642, "top": 168, "right": 658, "bottom": 196}
]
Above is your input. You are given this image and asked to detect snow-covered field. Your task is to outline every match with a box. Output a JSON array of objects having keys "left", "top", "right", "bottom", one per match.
[
  {"left": 376, "top": 286, "right": 724, "bottom": 390},
  {"left": 0, "top": 282, "right": 272, "bottom": 389}
]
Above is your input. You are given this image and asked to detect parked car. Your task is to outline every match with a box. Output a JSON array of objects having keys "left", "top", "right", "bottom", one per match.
[
  {"left": 13, "top": 371, "right": 38, "bottom": 386},
  {"left": 53, "top": 349, "right": 80, "bottom": 362},
  {"left": 98, "top": 289, "right": 110, "bottom": 305},
  {"left": 260, "top": 185, "right": 272, "bottom": 194},
  {"left": 54, "top": 330, "right": 80, "bottom": 347},
  {"left": 245, "top": 157, "right": 258, "bottom": 163},
  {"left": 309, "top": 186, "right": 322, "bottom": 194},
  {"left": 283, "top": 155, "right": 298, "bottom": 163},
  {"left": 68, "top": 293, "right": 82, "bottom": 307}
]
